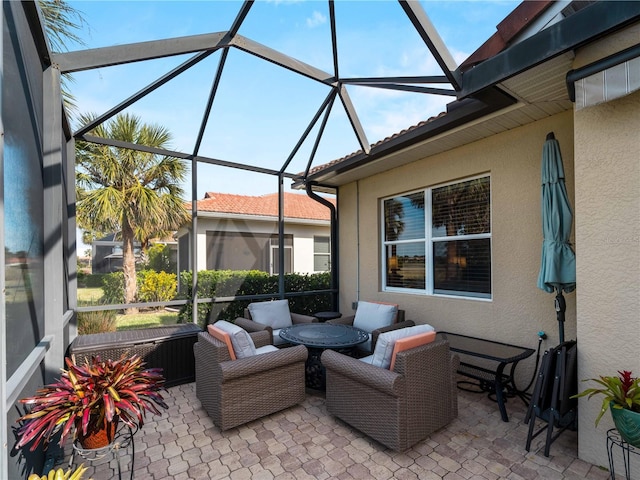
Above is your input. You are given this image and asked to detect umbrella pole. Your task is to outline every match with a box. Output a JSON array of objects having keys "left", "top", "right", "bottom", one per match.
[{"left": 555, "top": 288, "right": 566, "bottom": 343}]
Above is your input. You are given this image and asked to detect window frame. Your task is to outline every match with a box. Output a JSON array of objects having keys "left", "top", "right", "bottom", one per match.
[
  {"left": 313, "top": 235, "right": 331, "bottom": 273},
  {"left": 381, "top": 174, "right": 492, "bottom": 300}
]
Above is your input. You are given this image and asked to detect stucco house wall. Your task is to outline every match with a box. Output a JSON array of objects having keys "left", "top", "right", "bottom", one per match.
[
  {"left": 179, "top": 217, "right": 330, "bottom": 275},
  {"left": 338, "top": 110, "right": 576, "bottom": 385},
  {"left": 572, "top": 23, "right": 640, "bottom": 470}
]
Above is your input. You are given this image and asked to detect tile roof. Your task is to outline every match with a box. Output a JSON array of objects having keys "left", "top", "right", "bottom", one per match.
[
  {"left": 305, "top": 111, "right": 448, "bottom": 177},
  {"left": 192, "top": 192, "right": 334, "bottom": 221}
]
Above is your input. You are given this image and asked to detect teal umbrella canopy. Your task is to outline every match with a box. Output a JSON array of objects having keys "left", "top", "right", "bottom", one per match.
[{"left": 537, "top": 132, "right": 576, "bottom": 342}]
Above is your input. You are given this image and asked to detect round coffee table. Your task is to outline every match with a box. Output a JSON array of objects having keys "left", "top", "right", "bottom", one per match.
[{"left": 280, "top": 323, "right": 368, "bottom": 390}]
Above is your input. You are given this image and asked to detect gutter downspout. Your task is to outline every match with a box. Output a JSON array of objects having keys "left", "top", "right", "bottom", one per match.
[{"left": 305, "top": 182, "right": 338, "bottom": 311}]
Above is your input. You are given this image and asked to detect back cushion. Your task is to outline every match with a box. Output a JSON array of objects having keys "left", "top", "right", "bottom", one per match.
[
  {"left": 370, "top": 324, "right": 435, "bottom": 369},
  {"left": 389, "top": 330, "right": 436, "bottom": 370},
  {"left": 212, "top": 320, "right": 256, "bottom": 358},
  {"left": 353, "top": 301, "right": 398, "bottom": 333},
  {"left": 248, "top": 299, "right": 292, "bottom": 330},
  {"left": 207, "top": 325, "right": 236, "bottom": 360}
]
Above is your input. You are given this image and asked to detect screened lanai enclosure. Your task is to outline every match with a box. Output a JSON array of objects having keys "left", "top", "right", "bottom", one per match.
[
  {"left": 1, "top": 1, "right": 476, "bottom": 476},
  {"left": 55, "top": 0, "right": 475, "bottom": 321},
  {"left": 5, "top": 0, "right": 640, "bottom": 477}
]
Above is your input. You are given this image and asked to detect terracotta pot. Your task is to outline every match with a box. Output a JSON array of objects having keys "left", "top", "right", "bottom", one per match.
[
  {"left": 76, "top": 416, "right": 118, "bottom": 449},
  {"left": 610, "top": 402, "right": 640, "bottom": 448}
]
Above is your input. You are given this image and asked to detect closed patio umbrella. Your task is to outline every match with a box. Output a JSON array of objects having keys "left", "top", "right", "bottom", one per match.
[{"left": 537, "top": 132, "right": 576, "bottom": 343}]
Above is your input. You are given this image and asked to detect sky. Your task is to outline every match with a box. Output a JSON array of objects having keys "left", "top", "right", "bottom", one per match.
[{"left": 65, "top": 0, "right": 520, "bottom": 251}]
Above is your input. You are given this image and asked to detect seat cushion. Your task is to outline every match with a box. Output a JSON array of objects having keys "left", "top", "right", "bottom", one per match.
[
  {"left": 248, "top": 299, "right": 293, "bottom": 330},
  {"left": 389, "top": 330, "right": 437, "bottom": 370},
  {"left": 213, "top": 320, "right": 256, "bottom": 358},
  {"left": 369, "top": 324, "right": 435, "bottom": 369},
  {"left": 207, "top": 324, "right": 236, "bottom": 360},
  {"left": 271, "top": 328, "right": 289, "bottom": 346},
  {"left": 352, "top": 301, "right": 398, "bottom": 333},
  {"left": 255, "top": 345, "right": 279, "bottom": 355}
]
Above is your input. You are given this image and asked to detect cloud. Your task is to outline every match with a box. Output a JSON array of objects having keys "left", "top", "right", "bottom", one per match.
[{"left": 306, "top": 11, "right": 327, "bottom": 28}]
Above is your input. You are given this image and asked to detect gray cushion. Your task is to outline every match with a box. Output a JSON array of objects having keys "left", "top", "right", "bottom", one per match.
[
  {"left": 248, "top": 299, "right": 293, "bottom": 330},
  {"left": 359, "top": 354, "right": 374, "bottom": 365},
  {"left": 255, "top": 345, "right": 279, "bottom": 355},
  {"left": 214, "top": 320, "right": 256, "bottom": 358},
  {"left": 272, "top": 328, "right": 289, "bottom": 346},
  {"left": 352, "top": 301, "right": 397, "bottom": 333},
  {"left": 369, "top": 324, "right": 435, "bottom": 369}
]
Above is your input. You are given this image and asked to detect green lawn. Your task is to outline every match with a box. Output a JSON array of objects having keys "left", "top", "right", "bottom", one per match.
[
  {"left": 78, "top": 287, "right": 181, "bottom": 330},
  {"left": 116, "top": 311, "right": 180, "bottom": 330},
  {"left": 77, "top": 287, "right": 104, "bottom": 304}
]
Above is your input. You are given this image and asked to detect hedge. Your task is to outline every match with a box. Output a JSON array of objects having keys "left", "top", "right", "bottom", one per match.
[{"left": 178, "top": 270, "right": 333, "bottom": 326}]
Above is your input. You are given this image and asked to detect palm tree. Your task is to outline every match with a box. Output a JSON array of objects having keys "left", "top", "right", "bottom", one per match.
[
  {"left": 76, "top": 113, "right": 189, "bottom": 312},
  {"left": 37, "top": 0, "right": 86, "bottom": 115}
]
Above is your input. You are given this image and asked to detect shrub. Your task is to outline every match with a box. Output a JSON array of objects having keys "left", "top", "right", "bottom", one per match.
[
  {"left": 77, "top": 272, "right": 109, "bottom": 289},
  {"left": 102, "top": 272, "right": 125, "bottom": 304},
  {"left": 77, "top": 309, "right": 117, "bottom": 335},
  {"left": 178, "top": 270, "right": 332, "bottom": 326},
  {"left": 138, "top": 270, "right": 177, "bottom": 304},
  {"left": 145, "top": 243, "right": 177, "bottom": 273}
]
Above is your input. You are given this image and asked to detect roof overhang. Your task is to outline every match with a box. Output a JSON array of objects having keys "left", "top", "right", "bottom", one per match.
[
  {"left": 458, "top": 1, "right": 640, "bottom": 99},
  {"left": 196, "top": 211, "right": 330, "bottom": 226},
  {"left": 295, "top": 86, "right": 516, "bottom": 190}
]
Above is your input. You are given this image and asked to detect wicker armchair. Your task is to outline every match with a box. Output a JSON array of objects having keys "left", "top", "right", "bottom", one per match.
[
  {"left": 194, "top": 329, "right": 308, "bottom": 430},
  {"left": 321, "top": 338, "right": 459, "bottom": 451},
  {"left": 235, "top": 301, "right": 317, "bottom": 346},
  {"left": 328, "top": 307, "right": 414, "bottom": 355}
]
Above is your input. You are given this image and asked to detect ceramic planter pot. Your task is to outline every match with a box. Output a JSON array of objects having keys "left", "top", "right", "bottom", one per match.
[
  {"left": 76, "top": 417, "right": 118, "bottom": 450},
  {"left": 610, "top": 402, "right": 640, "bottom": 448}
]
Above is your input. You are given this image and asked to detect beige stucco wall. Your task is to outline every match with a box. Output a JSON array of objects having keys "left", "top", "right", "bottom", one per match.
[
  {"left": 338, "top": 110, "right": 576, "bottom": 385},
  {"left": 573, "top": 24, "right": 640, "bottom": 472},
  {"left": 191, "top": 217, "right": 330, "bottom": 274}
]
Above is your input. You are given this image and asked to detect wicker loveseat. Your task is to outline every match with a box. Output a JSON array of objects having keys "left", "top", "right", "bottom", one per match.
[
  {"left": 321, "top": 337, "right": 459, "bottom": 451},
  {"left": 194, "top": 328, "right": 308, "bottom": 430}
]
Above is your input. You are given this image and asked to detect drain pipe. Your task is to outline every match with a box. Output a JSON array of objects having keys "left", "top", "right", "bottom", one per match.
[{"left": 305, "top": 182, "right": 338, "bottom": 311}]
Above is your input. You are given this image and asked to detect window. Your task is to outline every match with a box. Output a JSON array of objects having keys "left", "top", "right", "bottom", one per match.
[
  {"left": 382, "top": 176, "right": 491, "bottom": 298},
  {"left": 314, "top": 236, "right": 331, "bottom": 272}
]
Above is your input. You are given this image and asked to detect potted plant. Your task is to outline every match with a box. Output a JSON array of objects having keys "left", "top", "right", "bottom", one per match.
[
  {"left": 16, "top": 354, "right": 168, "bottom": 451},
  {"left": 573, "top": 370, "right": 640, "bottom": 447}
]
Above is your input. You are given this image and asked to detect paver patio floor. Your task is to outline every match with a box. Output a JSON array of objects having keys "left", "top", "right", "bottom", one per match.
[{"left": 67, "top": 380, "right": 613, "bottom": 480}]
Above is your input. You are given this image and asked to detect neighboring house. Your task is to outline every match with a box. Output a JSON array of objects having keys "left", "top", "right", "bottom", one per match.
[
  {"left": 91, "top": 234, "right": 177, "bottom": 274},
  {"left": 176, "top": 192, "right": 334, "bottom": 275},
  {"left": 296, "top": 2, "right": 640, "bottom": 469},
  {"left": 91, "top": 233, "right": 141, "bottom": 273}
]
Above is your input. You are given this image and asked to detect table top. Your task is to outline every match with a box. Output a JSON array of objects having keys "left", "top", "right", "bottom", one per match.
[
  {"left": 280, "top": 323, "right": 368, "bottom": 349},
  {"left": 438, "top": 331, "right": 535, "bottom": 364},
  {"left": 314, "top": 311, "right": 342, "bottom": 321}
]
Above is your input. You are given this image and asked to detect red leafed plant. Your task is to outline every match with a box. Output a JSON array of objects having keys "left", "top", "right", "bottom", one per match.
[
  {"left": 573, "top": 370, "right": 640, "bottom": 426},
  {"left": 16, "top": 354, "right": 168, "bottom": 451}
]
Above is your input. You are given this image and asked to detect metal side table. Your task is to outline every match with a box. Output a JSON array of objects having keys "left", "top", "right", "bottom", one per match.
[{"left": 607, "top": 428, "right": 639, "bottom": 480}]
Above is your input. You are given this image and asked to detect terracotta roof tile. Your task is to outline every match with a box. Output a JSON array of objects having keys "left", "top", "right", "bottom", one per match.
[
  {"left": 306, "top": 111, "right": 447, "bottom": 177},
  {"left": 192, "top": 192, "right": 334, "bottom": 221}
]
